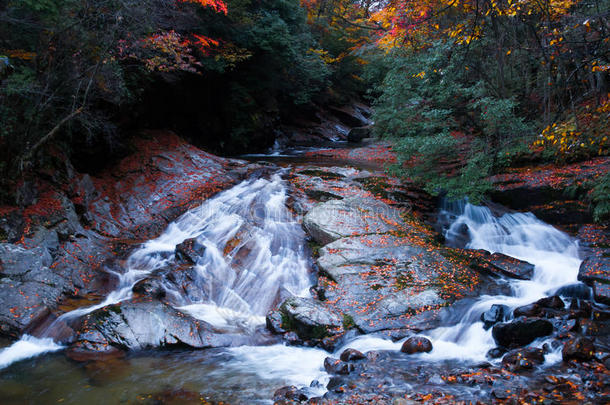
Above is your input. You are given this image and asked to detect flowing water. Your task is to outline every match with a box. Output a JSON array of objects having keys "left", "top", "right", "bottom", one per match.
[
  {"left": 346, "top": 199, "right": 583, "bottom": 363},
  {"left": 0, "top": 172, "right": 587, "bottom": 403}
]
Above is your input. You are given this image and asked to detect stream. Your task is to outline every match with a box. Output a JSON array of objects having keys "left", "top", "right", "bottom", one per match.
[{"left": 0, "top": 149, "right": 590, "bottom": 403}]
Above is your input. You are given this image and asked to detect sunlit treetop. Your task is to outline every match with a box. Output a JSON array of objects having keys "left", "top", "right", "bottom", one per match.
[
  {"left": 369, "top": 0, "right": 584, "bottom": 50},
  {"left": 178, "top": 0, "right": 228, "bottom": 14}
]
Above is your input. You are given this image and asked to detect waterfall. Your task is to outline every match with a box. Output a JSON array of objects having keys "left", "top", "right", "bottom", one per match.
[
  {"left": 420, "top": 200, "right": 581, "bottom": 361},
  {"left": 0, "top": 172, "right": 312, "bottom": 368}
]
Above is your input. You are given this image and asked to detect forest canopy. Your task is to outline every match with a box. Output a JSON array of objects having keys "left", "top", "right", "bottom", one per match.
[{"left": 0, "top": 0, "right": 608, "bottom": 217}]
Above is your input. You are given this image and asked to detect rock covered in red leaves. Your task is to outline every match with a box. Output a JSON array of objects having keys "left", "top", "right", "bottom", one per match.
[
  {"left": 82, "top": 130, "right": 244, "bottom": 239},
  {"left": 0, "top": 130, "right": 247, "bottom": 338}
]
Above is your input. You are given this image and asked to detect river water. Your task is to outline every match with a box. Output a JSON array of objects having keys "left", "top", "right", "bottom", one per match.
[{"left": 0, "top": 163, "right": 585, "bottom": 403}]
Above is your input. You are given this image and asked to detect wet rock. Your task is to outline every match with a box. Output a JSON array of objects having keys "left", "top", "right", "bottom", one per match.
[
  {"left": 492, "top": 318, "right": 553, "bottom": 348},
  {"left": 324, "top": 357, "right": 354, "bottom": 375},
  {"left": 569, "top": 298, "right": 592, "bottom": 318},
  {"left": 502, "top": 348, "right": 545, "bottom": 371},
  {"left": 400, "top": 336, "right": 433, "bottom": 354},
  {"left": 562, "top": 336, "right": 595, "bottom": 362},
  {"left": 0, "top": 243, "right": 71, "bottom": 337},
  {"left": 340, "top": 348, "right": 366, "bottom": 362},
  {"left": 554, "top": 283, "right": 592, "bottom": 300},
  {"left": 481, "top": 304, "right": 509, "bottom": 330},
  {"left": 326, "top": 376, "right": 348, "bottom": 392},
  {"left": 72, "top": 299, "right": 248, "bottom": 353},
  {"left": 536, "top": 295, "right": 564, "bottom": 309},
  {"left": 265, "top": 310, "right": 286, "bottom": 334},
  {"left": 132, "top": 277, "right": 166, "bottom": 299},
  {"left": 551, "top": 318, "right": 578, "bottom": 337},
  {"left": 279, "top": 296, "right": 343, "bottom": 341},
  {"left": 304, "top": 189, "right": 344, "bottom": 202},
  {"left": 316, "top": 232, "right": 479, "bottom": 334},
  {"left": 577, "top": 225, "right": 610, "bottom": 304},
  {"left": 273, "top": 385, "right": 308, "bottom": 402},
  {"left": 487, "top": 347, "right": 507, "bottom": 359},
  {"left": 347, "top": 126, "right": 372, "bottom": 143},
  {"left": 303, "top": 197, "right": 406, "bottom": 245},
  {"left": 282, "top": 331, "right": 302, "bottom": 345},
  {"left": 175, "top": 238, "right": 205, "bottom": 264},
  {"left": 470, "top": 252, "right": 535, "bottom": 280},
  {"left": 513, "top": 303, "right": 542, "bottom": 318}
]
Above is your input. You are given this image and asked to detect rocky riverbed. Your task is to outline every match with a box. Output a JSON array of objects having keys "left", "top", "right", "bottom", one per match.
[{"left": 0, "top": 127, "right": 608, "bottom": 404}]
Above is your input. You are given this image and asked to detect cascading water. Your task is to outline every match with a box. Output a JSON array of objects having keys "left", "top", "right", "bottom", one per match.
[
  {"left": 0, "top": 176, "right": 591, "bottom": 402},
  {"left": 400, "top": 200, "right": 581, "bottom": 362},
  {"left": 0, "top": 172, "right": 314, "bottom": 369}
]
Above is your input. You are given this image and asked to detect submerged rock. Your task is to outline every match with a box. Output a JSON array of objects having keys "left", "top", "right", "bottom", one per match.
[
  {"left": 175, "top": 237, "right": 206, "bottom": 264},
  {"left": 492, "top": 318, "right": 553, "bottom": 348}
]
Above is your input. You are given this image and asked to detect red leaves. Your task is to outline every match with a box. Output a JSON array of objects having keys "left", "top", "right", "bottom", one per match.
[{"left": 177, "top": 0, "right": 228, "bottom": 15}]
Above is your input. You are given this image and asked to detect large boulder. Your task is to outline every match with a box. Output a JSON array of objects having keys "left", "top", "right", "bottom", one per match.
[
  {"left": 316, "top": 233, "right": 483, "bottom": 334},
  {"left": 278, "top": 296, "right": 343, "bottom": 340},
  {"left": 70, "top": 299, "right": 248, "bottom": 355},
  {"left": 492, "top": 318, "right": 553, "bottom": 348},
  {"left": 303, "top": 197, "right": 406, "bottom": 245}
]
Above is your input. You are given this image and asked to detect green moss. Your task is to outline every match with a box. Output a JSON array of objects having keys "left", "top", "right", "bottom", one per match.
[{"left": 342, "top": 313, "right": 356, "bottom": 329}]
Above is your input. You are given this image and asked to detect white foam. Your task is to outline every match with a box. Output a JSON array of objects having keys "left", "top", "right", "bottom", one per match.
[{"left": 0, "top": 335, "right": 63, "bottom": 370}]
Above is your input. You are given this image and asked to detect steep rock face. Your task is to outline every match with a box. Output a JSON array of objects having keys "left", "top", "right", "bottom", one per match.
[{"left": 0, "top": 131, "right": 247, "bottom": 338}]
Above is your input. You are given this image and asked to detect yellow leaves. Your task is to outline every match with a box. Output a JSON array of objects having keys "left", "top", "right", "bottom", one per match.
[
  {"left": 413, "top": 71, "right": 426, "bottom": 79},
  {"left": 3, "top": 49, "right": 36, "bottom": 60},
  {"left": 506, "top": 50, "right": 512, "bottom": 56},
  {"left": 592, "top": 65, "right": 610, "bottom": 72},
  {"left": 309, "top": 48, "right": 344, "bottom": 64},
  {"left": 536, "top": 99, "right": 610, "bottom": 158}
]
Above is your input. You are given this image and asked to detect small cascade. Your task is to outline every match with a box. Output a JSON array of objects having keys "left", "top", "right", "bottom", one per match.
[
  {"left": 422, "top": 200, "right": 582, "bottom": 362},
  {"left": 0, "top": 172, "right": 312, "bottom": 368}
]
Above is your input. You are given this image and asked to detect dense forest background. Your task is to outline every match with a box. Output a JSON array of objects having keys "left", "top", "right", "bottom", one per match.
[{"left": 0, "top": 0, "right": 608, "bottom": 219}]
